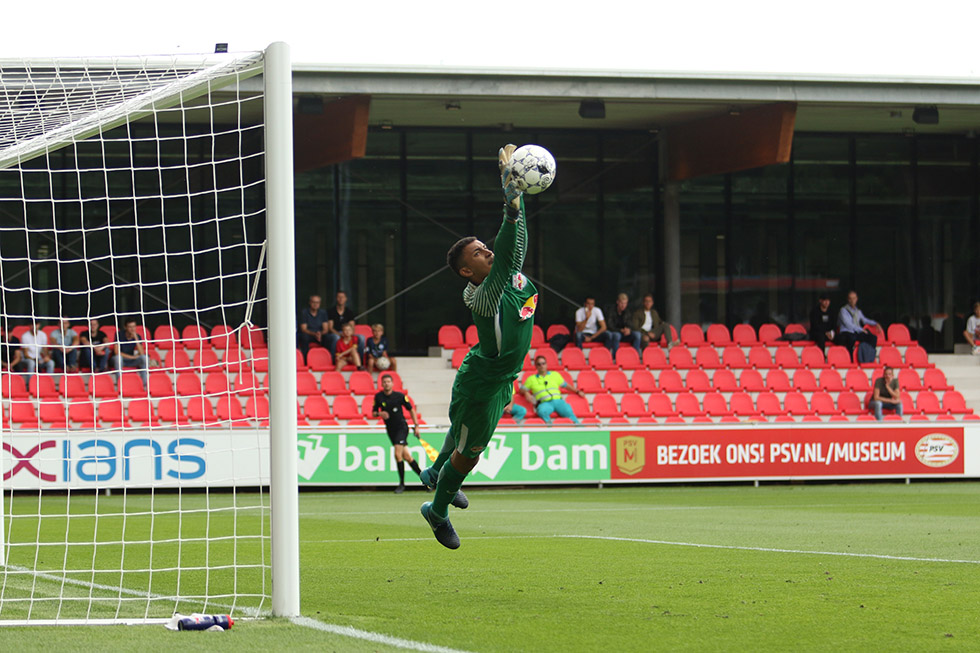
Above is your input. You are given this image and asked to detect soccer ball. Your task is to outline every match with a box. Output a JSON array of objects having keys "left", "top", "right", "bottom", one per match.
[
  {"left": 509, "top": 145, "right": 556, "bottom": 195},
  {"left": 375, "top": 356, "right": 391, "bottom": 370}
]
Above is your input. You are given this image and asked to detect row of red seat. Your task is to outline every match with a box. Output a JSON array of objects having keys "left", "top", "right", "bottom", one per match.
[
  {"left": 543, "top": 367, "right": 950, "bottom": 395},
  {"left": 453, "top": 344, "right": 932, "bottom": 373},
  {"left": 7, "top": 323, "right": 269, "bottom": 352},
  {"left": 438, "top": 322, "right": 917, "bottom": 351},
  {"left": 0, "top": 369, "right": 404, "bottom": 401},
  {"left": 506, "top": 389, "right": 974, "bottom": 422}
]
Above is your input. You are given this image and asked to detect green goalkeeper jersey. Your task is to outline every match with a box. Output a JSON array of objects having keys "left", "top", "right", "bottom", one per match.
[{"left": 453, "top": 198, "right": 537, "bottom": 398}]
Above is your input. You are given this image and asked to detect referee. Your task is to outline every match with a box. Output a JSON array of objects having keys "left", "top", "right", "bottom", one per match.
[{"left": 372, "top": 374, "right": 422, "bottom": 493}]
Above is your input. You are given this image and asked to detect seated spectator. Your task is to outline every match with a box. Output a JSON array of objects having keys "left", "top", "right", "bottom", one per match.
[
  {"left": 607, "top": 293, "right": 642, "bottom": 353},
  {"left": 632, "top": 293, "right": 674, "bottom": 348},
  {"left": 574, "top": 297, "right": 614, "bottom": 351},
  {"left": 835, "top": 290, "right": 878, "bottom": 355},
  {"left": 50, "top": 317, "right": 80, "bottom": 372},
  {"left": 502, "top": 388, "right": 526, "bottom": 424},
  {"left": 297, "top": 294, "right": 330, "bottom": 362},
  {"left": 79, "top": 318, "right": 111, "bottom": 373},
  {"left": 963, "top": 302, "right": 980, "bottom": 355},
  {"left": 20, "top": 322, "right": 55, "bottom": 376},
  {"left": 1, "top": 332, "right": 23, "bottom": 372},
  {"left": 869, "top": 365, "right": 903, "bottom": 421},
  {"left": 325, "top": 290, "right": 365, "bottom": 357},
  {"left": 334, "top": 322, "right": 362, "bottom": 371},
  {"left": 808, "top": 294, "right": 835, "bottom": 351},
  {"left": 521, "top": 354, "right": 585, "bottom": 424},
  {"left": 365, "top": 323, "right": 396, "bottom": 373},
  {"left": 111, "top": 317, "right": 149, "bottom": 385}
]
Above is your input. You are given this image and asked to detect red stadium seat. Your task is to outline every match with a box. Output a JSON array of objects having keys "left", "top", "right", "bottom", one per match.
[
  {"left": 703, "top": 392, "right": 732, "bottom": 417},
  {"left": 827, "top": 346, "right": 855, "bottom": 369},
  {"left": 657, "top": 369, "right": 685, "bottom": 393},
  {"left": 879, "top": 346, "right": 904, "bottom": 369},
  {"left": 942, "top": 390, "right": 971, "bottom": 415},
  {"left": 810, "top": 391, "right": 838, "bottom": 417},
  {"left": 792, "top": 369, "right": 818, "bottom": 392},
  {"left": 438, "top": 325, "right": 465, "bottom": 349},
  {"left": 546, "top": 324, "right": 570, "bottom": 341},
  {"left": 706, "top": 324, "right": 732, "bottom": 346},
  {"left": 923, "top": 368, "right": 949, "bottom": 391},
  {"left": 721, "top": 346, "right": 749, "bottom": 369},
  {"left": 729, "top": 392, "right": 758, "bottom": 418},
  {"left": 630, "top": 370, "right": 657, "bottom": 394},
  {"left": 119, "top": 373, "right": 147, "bottom": 398},
  {"left": 675, "top": 392, "right": 705, "bottom": 418},
  {"left": 39, "top": 401, "right": 69, "bottom": 429},
  {"left": 887, "top": 323, "right": 914, "bottom": 346},
  {"left": 603, "top": 370, "right": 631, "bottom": 394},
  {"left": 306, "top": 348, "right": 333, "bottom": 371},
  {"left": 210, "top": 324, "right": 237, "bottom": 350},
  {"left": 648, "top": 393, "right": 678, "bottom": 418},
  {"left": 756, "top": 392, "right": 787, "bottom": 418},
  {"left": 800, "top": 346, "right": 828, "bottom": 369},
  {"left": 695, "top": 346, "right": 722, "bottom": 369},
  {"left": 642, "top": 347, "right": 668, "bottom": 369},
  {"left": 747, "top": 346, "right": 773, "bottom": 369},
  {"left": 530, "top": 325, "right": 546, "bottom": 349},
  {"left": 561, "top": 347, "right": 589, "bottom": 371},
  {"left": 252, "top": 348, "right": 269, "bottom": 373},
  {"left": 774, "top": 348, "right": 800, "bottom": 369},
  {"left": 361, "top": 396, "right": 379, "bottom": 419},
  {"left": 332, "top": 395, "right": 362, "bottom": 420},
  {"left": 97, "top": 399, "right": 128, "bottom": 427},
  {"left": 9, "top": 401, "right": 40, "bottom": 428},
  {"left": 240, "top": 326, "right": 266, "bottom": 350},
  {"left": 784, "top": 391, "right": 813, "bottom": 417},
  {"left": 765, "top": 369, "right": 792, "bottom": 392},
  {"left": 175, "top": 372, "right": 203, "bottom": 397},
  {"left": 837, "top": 391, "right": 865, "bottom": 416},
  {"left": 181, "top": 324, "right": 209, "bottom": 350},
  {"left": 464, "top": 325, "right": 479, "bottom": 347},
  {"left": 738, "top": 369, "right": 766, "bottom": 393},
  {"left": 127, "top": 398, "right": 160, "bottom": 426},
  {"left": 758, "top": 323, "right": 783, "bottom": 346},
  {"left": 163, "top": 348, "right": 192, "bottom": 372},
  {"left": 303, "top": 395, "right": 333, "bottom": 422},
  {"left": 844, "top": 369, "right": 871, "bottom": 393},
  {"left": 592, "top": 393, "right": 621, "bottom": 418},
  {"left": 245, "top": 396, "right": 270, "bottom": 421},
  {"left": 214, "top": 395, "right": 247, "bottom": 422},
  {"left": 904, "top": 346, "right": 932, "bottom": 369},
  {"left": 684, "top": 369, "right": 712, "bottom": 393},
  {"left": 90, "top": 374, "right": 118, "bottom": 399},
  {"left": 620, "top": 393, "right": 648, "bottom": 418},
  {"left": 711, "top": 368, "right": 739, "bottom": 393},
  {"left": 153, "top": 325, "right": 181, "bottom": 351},
  {"left": 898, "top": 369, "right": 923, "bottom": 392},
  {"left": 187, "top": 397, "right": 220, "bottom": 425},
  {"left": 59, "top": 374, "right": 89, "bottom": 400},
  {"left": 588, "top": 347, "right": 617, "bottom": 370},
  {"left": 818, "top": 369, "right": 844, "bottom": 392},
  {"left": 915, "top": 391, "right": 943, "bottom": 416},
  {"left": 204, "top": 372, "right": 231, "bottom": 395},
  {"left": 783, "top": 323, "right": 812, "bottom": 345},
  {"left": 68, "top": 401, "right": 98, "bottom": 428},
  {"left": 576, "top": 370, "right": 603, "bottom": 394},
  {"left": 296, "top": 371, "right": 321, "bottom": 396},
  {"left": 28, "top": 375, "right": 58, "bottom": 399},
  {"left": 900, "top": 392, "right": 918, "bottom": 417},
  {"left": 680, "top": 324, "right": 704, "bottom": 347},
  {"left": 668, "top": 346, "right": 696, "bottom": 370},
  {"left": 348, "top": 371, "right": 376, "bottom": 396},
  {"left": 451, "top": 347, "right": 469, "bottom": 369},
  {"left": 158, "top": 397, "right": 190, "bottom": 425},
  {"left": 732, "top": 324, "right": 758, "bottom": 346},
  {"left": 566, "top": 394, "right": 595, "bottom": 419},
  {"left": 615, "top": 347, "right": 644, "bottom": 370}
]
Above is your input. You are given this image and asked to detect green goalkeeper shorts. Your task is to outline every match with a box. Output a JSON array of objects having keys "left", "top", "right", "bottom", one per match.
[{"left": 447, "top": 383, "right": 513, "bottom": 459}]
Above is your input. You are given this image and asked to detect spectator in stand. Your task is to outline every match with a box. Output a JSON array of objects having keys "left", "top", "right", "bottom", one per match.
[
  {"left": 607, "top": 293, "right": 642, "bottom": 354},
  {"left": 835, "top": 290, "right": 878, "bottom": 354},
  {"left": 50, "top": 317, "right": 80, "bottom": 372},
  {"left": 1, "top": 332, "right": 23, "bottom": 372},
  {"left": 297, "top": 294, "right": 330, "bottom": 362},
  {"left": 808, "top": 294, "right": 835, "bottom": 352},
  {"left": 365, "top": 323, "right": 396, "bottom": 373},
  {"left": 963, "top": 302, "right": 980, "bottom": 355},
  {"left": 325, "top": 290, "right": 365, "bottom": 358},
  {"left": 502, "top": 387, "right": 526, "bottom": 424},
  {"left": 869, "top": 365, "right": 903, "bottom": 421},
  {"left": 574, "top": 296, "right": 614, "bottom": 351},
  {"left": 78, "top": 318, "right": 111, "bottom": 373},
  {"left": 111, "top": 317, "right": 149, "bottom": 385},
  {"left": 334, "top": 322, "right": 362, "bottom": 371},
  {"left": 20, "top": 322, "right": 55, "bottom": 376},
  {"left": 521, "top": 354, "right": 585, "bottom": 424},
  {"left": 632, "top": 293, "right": 674, "bottom": 349}
]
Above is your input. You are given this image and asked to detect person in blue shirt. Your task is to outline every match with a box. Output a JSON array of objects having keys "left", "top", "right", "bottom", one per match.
[{"left": 835, "top": 290, "right": 878, "bottom": 354}]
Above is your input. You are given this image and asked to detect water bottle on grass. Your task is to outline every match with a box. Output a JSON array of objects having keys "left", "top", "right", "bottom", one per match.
[{"left": 176, "top": 614, "right": 234, "bottom": 631}]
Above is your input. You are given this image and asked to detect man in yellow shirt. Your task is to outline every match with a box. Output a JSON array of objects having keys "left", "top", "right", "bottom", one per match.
[{"left": 521, "top": 355, "right": 585, "bottom": 424}]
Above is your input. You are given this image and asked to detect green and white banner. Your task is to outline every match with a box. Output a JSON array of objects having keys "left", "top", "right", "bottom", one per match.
[{"left": 297, "top": 429, "right": 611, "bottom": 485}]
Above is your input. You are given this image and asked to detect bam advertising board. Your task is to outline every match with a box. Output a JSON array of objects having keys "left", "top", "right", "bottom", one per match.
[
  {"left": 610, "top": 426, "right": 968, "bottom": 482},
  {"left": 2, "top": 431, "right": 269, "bottom": 490}
]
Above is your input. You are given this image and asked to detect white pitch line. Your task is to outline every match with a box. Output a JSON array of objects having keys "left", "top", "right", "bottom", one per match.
[
  {"left": 291, "top": 616, "right": 473, "bottom": 653},
  {"left": 299, "top": 506, "right": 714, "bottom": 517},
  {"left": 304, "top": 534, "right": 980, "bottom": 565}
]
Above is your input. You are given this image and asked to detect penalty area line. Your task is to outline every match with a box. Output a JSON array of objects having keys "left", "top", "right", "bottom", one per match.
[{"left": 291, "top": 615, "right": 473, "bottom": 653}]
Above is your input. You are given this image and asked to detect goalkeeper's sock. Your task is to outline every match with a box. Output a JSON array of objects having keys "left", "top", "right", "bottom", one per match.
[
  {"left": 397, "top": 461, "right": 405, "bottom": 485},
  {"left": 431, "top": 461, "right": 467, "bottom": 521},
  {"left": 408, "top": 459, "right": 422, "bottom": 476},
  {"left": 432, "top": 432, "right": 455, "bottom": 472}
]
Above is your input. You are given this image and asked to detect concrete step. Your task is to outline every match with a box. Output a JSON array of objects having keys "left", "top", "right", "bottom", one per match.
[{"left": 930, "top": 353, "right": 980, "bottom": 412}]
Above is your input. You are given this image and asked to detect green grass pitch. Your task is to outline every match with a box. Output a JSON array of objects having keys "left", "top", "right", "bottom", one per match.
[{"left": 2, "top": 481, "right": 978, "bottom": 651}]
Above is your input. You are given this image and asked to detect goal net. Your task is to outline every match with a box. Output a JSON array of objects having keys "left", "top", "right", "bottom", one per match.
[{"left": 0, "top": 44, "right": 298, "bottom": 624}]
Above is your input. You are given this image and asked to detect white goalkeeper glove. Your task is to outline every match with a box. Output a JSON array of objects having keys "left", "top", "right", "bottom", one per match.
[{"left": 499, "top": 144, "right": 522, "bottom": 209}]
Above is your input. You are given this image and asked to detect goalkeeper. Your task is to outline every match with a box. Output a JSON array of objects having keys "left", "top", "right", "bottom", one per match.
[{"left": 420, "top": 144, "right": 537, "bottom": 549}]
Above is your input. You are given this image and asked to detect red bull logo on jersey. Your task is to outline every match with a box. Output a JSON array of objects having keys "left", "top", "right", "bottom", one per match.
[
  {"left": 511, "top": 272, "right": 527, "bottom": 290},
  {"left": 519, "top": 294, "right": 538, "bottom": 321}
]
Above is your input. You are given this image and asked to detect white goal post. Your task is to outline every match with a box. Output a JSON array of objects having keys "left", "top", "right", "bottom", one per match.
[{"left": 0, "top": 42, "right": 298, "bottom": 624}]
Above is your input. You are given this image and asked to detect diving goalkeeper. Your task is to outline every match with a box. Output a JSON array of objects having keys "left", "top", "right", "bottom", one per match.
[{"left": 419, "top": 144, "right": 537, "bottom": 549}]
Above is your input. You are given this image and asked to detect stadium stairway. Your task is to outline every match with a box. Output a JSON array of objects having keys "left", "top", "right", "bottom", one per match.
[
  {"left": 930, "top": 353, "right": 980, "bottom": 413},
  {"left": 397, "top": 353, "right": 456, "bottom": 426}
]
